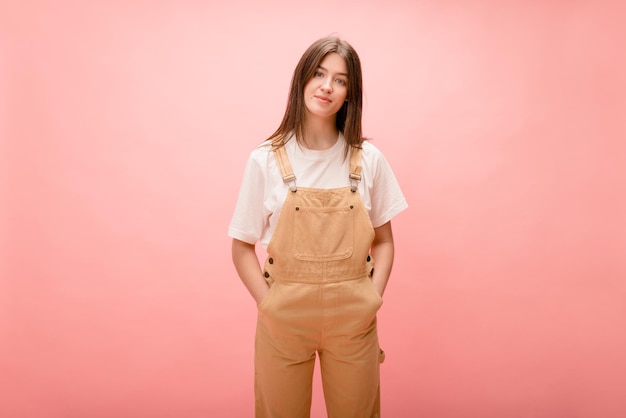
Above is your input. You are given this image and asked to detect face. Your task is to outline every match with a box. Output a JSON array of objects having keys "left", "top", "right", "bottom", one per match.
[{"left": 303, "top": 52, "right": 349, "bottom": 120}]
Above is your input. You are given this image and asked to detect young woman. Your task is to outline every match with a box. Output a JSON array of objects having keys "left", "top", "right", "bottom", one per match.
[{"left": 228, "top": 36, "right": 407, "bottom": 418}]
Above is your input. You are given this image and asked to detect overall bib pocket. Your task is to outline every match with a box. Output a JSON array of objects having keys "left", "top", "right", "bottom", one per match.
[{"left": 292, "top": 206, "right": 354, "bottom": 261}]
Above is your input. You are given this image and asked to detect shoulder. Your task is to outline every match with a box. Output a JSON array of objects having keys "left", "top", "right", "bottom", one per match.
[
  {"left": 248, "top": 136, "right": 298, "bottom": 163},
  {"left": 360, "top": 140, "right": 384, "bottom": 156},
  {"left": 248, "top": 140, "right": 273, "bottom": 160},
  {"left": 360, "top": 140, "right": 389, "bottom": 169},
  {"left": 243, "top": 140, "right": 276, "bottom": 171},
  {"left": 358, "top": 140, "right": 403, "bottom": 187}
]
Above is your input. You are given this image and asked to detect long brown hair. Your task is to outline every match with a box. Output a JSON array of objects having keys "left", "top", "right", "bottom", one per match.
[{"left": 268, "top": 36, "right": 365, "bottom": 155}]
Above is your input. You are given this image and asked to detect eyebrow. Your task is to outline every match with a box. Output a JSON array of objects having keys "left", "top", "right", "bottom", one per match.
[{"left": 318, "top": 65, "right": 348, "bottom": 77}]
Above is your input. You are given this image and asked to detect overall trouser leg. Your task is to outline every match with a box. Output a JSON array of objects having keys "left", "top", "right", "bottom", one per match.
[
  {"left": 255, "top": 281, "right": 321, "bottom": 418},
  {"left": 318, "top": 276, "right": 383, "bottom": 418}
]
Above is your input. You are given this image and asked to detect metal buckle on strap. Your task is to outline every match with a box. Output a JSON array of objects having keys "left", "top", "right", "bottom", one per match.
[
  {"left": 283, "top": 174, "right": 297, "bottom": 192},
  {"left": 349, "top": 173, "right": 361, "bottom": 192}
]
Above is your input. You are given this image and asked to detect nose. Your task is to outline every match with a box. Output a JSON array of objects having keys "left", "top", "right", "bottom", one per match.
[{"left": 321, "top": 77, "right": 333, "bottom": 93}]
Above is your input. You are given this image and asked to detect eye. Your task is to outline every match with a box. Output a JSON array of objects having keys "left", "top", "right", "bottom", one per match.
[
  {"left": 314, "top": 71, "right": 324, "bottom": 77},
  {"left": 335, "top": 78, "right": 347, "bottom": 86}
]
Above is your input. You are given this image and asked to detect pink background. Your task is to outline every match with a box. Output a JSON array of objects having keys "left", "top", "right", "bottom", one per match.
[{"left": 2, "top": 1, "right": 625, "bottom": 417}]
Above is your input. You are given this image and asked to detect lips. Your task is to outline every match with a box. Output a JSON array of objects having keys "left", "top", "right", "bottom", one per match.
[{"left": 314, "top": 95, "right": 332, "bottom": 103}]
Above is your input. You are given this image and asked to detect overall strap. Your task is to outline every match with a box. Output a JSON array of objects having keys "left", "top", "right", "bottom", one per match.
[
  {"left": 349, "top": 145, "right": 363, "bottom": 192},
  {"left": 272, "top": 144, "right": 297, "bottom": 192}
]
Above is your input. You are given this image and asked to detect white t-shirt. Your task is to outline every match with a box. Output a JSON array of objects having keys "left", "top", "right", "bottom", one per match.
[{"left": 228, "top": 134, "right": 408, "bottom": 249}]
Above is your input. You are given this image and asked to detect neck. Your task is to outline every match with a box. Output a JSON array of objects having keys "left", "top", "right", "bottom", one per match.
[{"left": 301, "top": 114, "right": 339, "bottom": 150}]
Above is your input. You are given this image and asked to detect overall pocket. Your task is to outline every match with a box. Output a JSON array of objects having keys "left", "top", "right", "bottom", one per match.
[
  {"left": 257, "top": 276, "right": 276, "bottom": 311},
  {"left": 292, "top": 206, "right": 354, "bottom": 261}
]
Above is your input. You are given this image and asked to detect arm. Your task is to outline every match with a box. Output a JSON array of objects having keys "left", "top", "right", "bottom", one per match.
[
  {"left": 231, "top": 238, "right": 268, "bottom": 304},
  {"left": 370, "top": 221, "right": 395, "bottom": 297}
]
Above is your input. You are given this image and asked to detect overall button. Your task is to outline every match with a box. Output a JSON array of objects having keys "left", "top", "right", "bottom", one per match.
[
  {"left": 367, "top": 255, "right": 371, "bottom": 262},
  {"left": 264, "top": 271, "right": 270, "bottom": 278},
  {"left": 268, "top": 258, "right": 274, "bottom": 264}
]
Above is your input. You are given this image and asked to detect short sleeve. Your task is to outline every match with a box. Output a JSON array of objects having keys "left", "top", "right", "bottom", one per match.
[
  {"left": 365, "top": 143, "right": 408, "bottom": 228},
  {"left": 227, "top": 151, "right": 269, "bottom": 245}
]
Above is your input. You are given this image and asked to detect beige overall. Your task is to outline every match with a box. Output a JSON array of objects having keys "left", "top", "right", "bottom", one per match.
[{"left": 255, "top": 144, "right": 384, "bottom": 418}]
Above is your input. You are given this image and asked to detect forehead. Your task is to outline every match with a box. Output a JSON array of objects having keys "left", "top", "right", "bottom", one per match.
[{"left": 318, "top": 52, "right": 348, "bottom": 75}]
